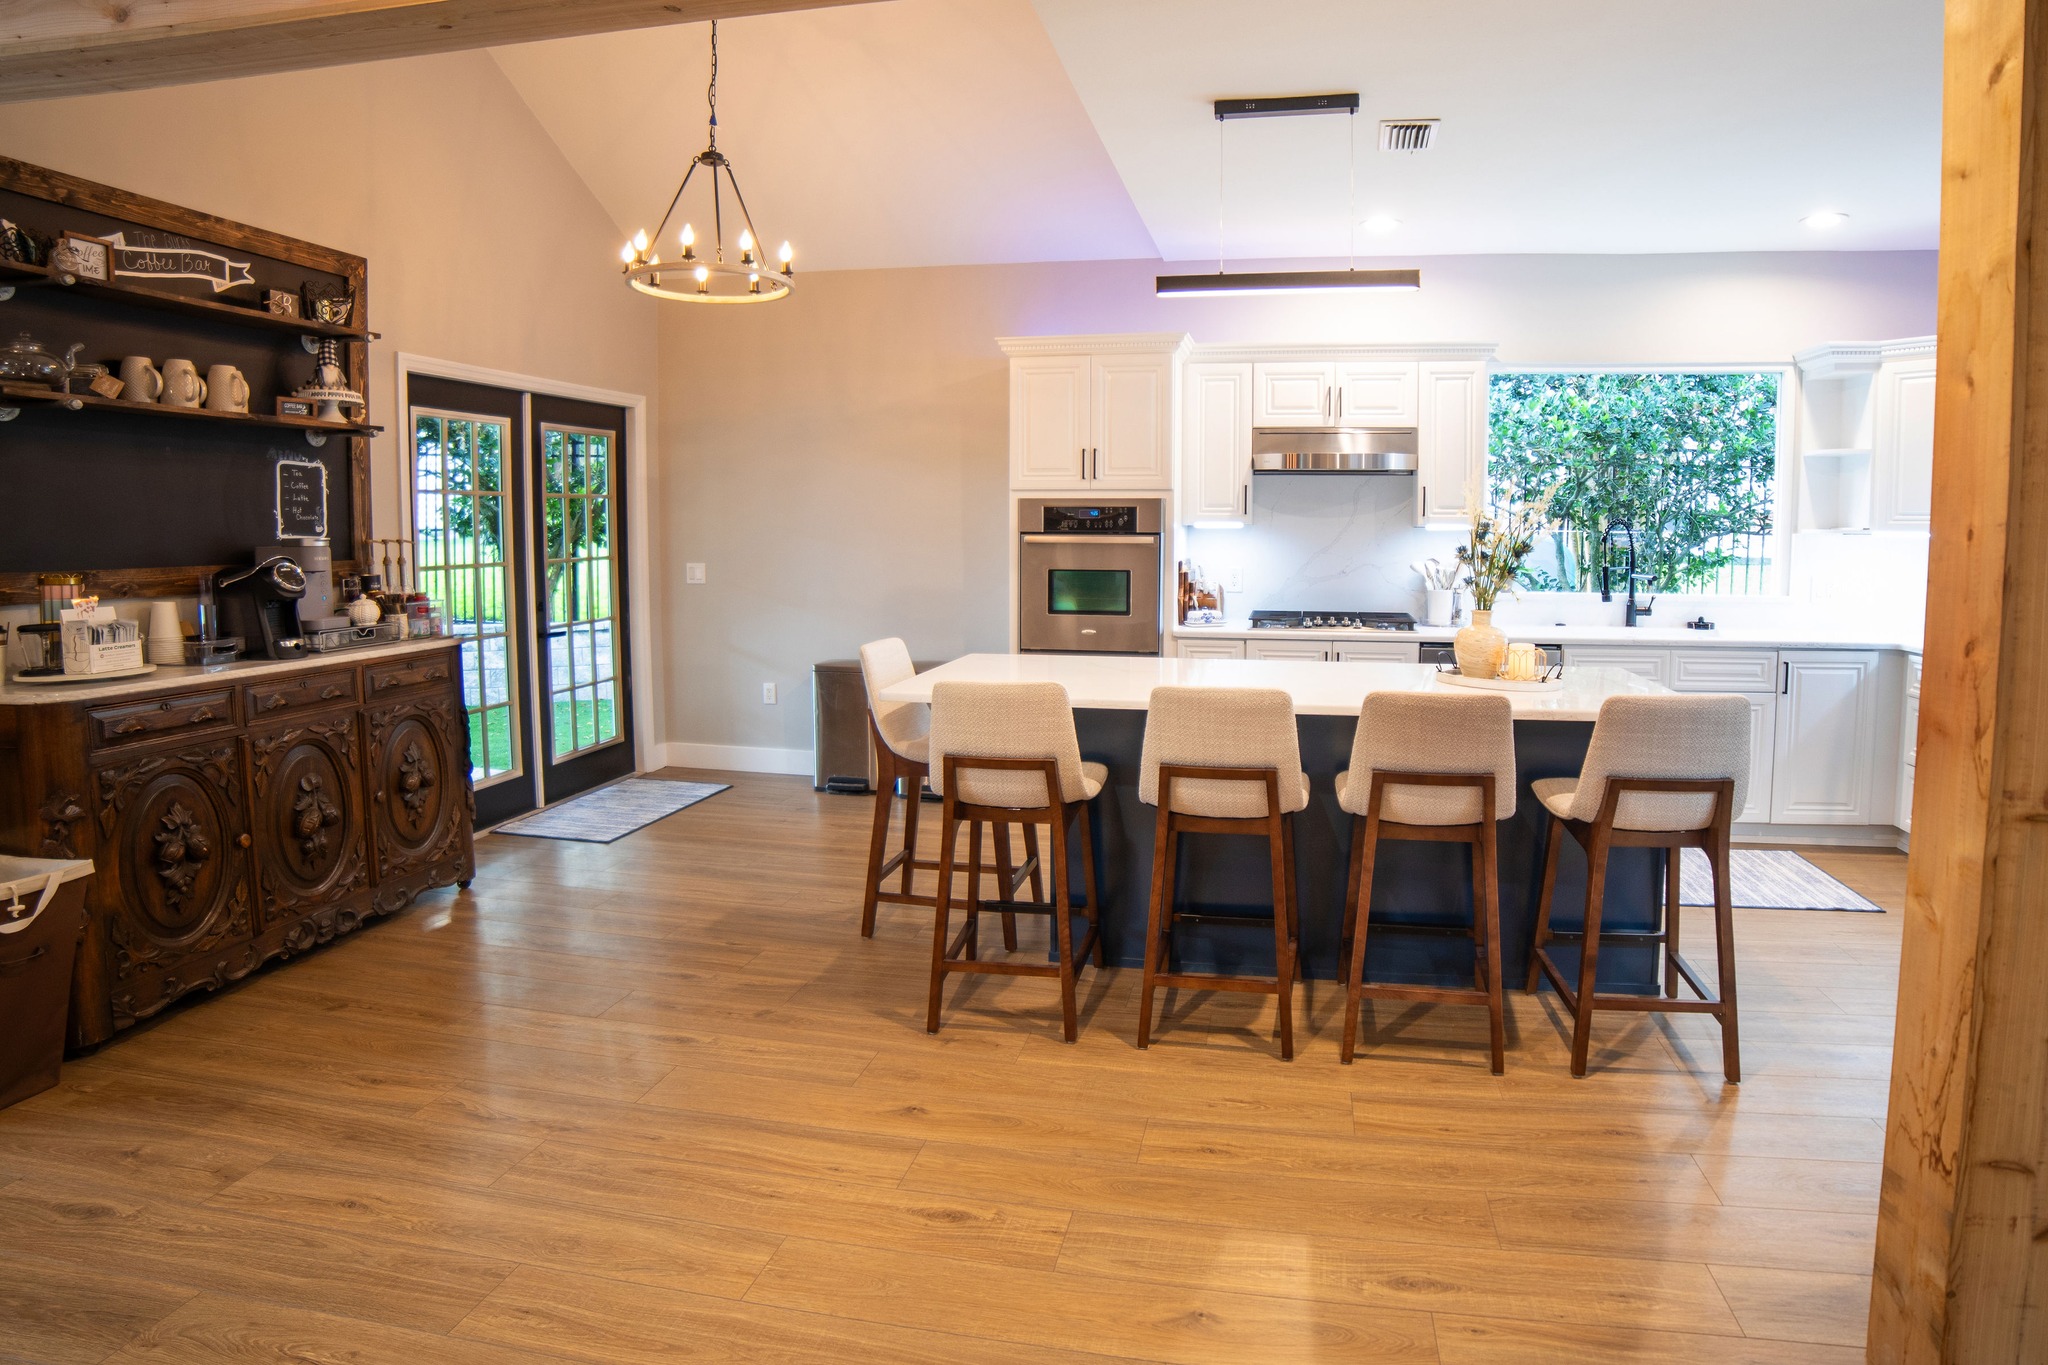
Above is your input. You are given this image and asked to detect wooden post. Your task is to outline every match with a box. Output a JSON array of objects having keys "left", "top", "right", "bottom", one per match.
[{"left": 1870, "top": 0, "right": 2048, "bottom": 1359}]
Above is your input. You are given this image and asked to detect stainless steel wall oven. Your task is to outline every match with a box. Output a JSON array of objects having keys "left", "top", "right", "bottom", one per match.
[{"left": 1017, "top": 498, "right": 1163, "bottom": 655}]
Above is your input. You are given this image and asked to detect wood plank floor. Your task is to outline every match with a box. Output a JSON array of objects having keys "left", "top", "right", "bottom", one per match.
[{"left": 0, "top": 769, "right": 1905, "bottom": 1363}]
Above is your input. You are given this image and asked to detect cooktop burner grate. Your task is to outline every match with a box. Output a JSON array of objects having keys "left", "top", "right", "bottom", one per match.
[{"left": 1248, "top": 610, "right": 1419, "bottom": 632}]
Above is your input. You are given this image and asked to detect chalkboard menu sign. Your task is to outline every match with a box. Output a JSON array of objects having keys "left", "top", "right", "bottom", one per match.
[{"left": 275, "top": 458, "right": 329, "bottom": 538}]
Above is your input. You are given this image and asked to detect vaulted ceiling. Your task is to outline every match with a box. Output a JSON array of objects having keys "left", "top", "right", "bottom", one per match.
[{"left": 489, "top": 0, "right": 1942, "bottom": 273}]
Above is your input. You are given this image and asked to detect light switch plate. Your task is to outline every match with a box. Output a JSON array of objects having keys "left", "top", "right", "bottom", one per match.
[{"left": 685, "top": 562, "right": 706, "bottom": 584}]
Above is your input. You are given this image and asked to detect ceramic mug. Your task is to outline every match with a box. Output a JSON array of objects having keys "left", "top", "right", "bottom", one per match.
[
  {"left": 160, "top": 358, "right": 206, "bottom": 408},
  {"left": 203, "top": 364, "right": 249, "bottom": 413},
  {"left": 117, "top": 355, "right": 162, "bottom": 403}
]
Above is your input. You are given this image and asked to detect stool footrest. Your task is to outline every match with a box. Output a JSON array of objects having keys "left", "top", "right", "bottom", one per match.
[
  {"left": 1152, "top": 970, "right": 1287, "bottom": 995},
  {"left": 1353, "top": 981, "right": 1492, "bottom": 1007},
  {"left": 1532, "top": 946, "right": 1726, "bottom": 1013},
  {"left": 977, "top": 896, "right": 1087, "bottom": 917}
]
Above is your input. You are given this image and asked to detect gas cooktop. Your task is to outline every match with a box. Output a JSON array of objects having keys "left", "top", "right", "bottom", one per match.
[{"left": 1248, "top": 610, "right": 1418, "bottom": 632}]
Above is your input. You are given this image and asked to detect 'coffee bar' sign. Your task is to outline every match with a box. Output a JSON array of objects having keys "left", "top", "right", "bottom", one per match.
[{"left": 104, "top": 231, "right": 254, "bottom": 293}]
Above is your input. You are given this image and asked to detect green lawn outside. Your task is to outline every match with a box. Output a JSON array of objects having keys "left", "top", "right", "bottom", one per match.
[{"left": 469, "top": 698, "right": 618, "bottom": 777}]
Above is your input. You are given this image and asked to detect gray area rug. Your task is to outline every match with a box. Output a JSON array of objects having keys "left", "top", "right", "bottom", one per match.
[
  {"left": 1680, "top": 848, "right": 1881, "bottom": 912},
  {"left": 497, "top": 778, "right": 729, "bottom": 844}
]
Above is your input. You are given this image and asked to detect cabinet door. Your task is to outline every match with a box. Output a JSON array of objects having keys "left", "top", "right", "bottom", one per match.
[
  {"left": 91, "top": 742, "right": 257, "bottom": 1024},
  {"left": 1771, "top": 651, "right": 1880, "bottom": 824},
  {"left": 1252, "top": 362, "right": 1334, "bottom": 425},
  {"left": 1010, "top": 356, "right": 1091, "bottom": 488},
  {"left": 1091, "top": 353, "right": 1174, "bottom": 489},
  {"left": 1333, "top": 642, "right": 1420, "bottom": 663},
  {"left": 1873, "top": 357, "right": 1936, "bottom": 531},
  {"left": 247, "top": 713, "right": 369, "bottom": 932},
  {"left": 1247, "top": 640, "right": 1330, "bottom": 662},
  {"left": 1416, "top": 361, "right": 1489, "bottom": 527},
  {"left": 366, "top": 695, "right": 472, "bottom": 888},
  {"left": 1336, "top": 361, "right": 1418, "bottom": 426},
  {"left": 1177, "top": 638, "right": 1246, "bottom": 660},
  {"left": 1181, "top": 362, "right": 1252, "bottom": 520},
  {"left": 1562, "top": 647, "right": 1672, "bottom": 686},
  {"left": 1738, "top": 695, "right": 1776, "bottom": 825},
  {"left": 1670, "top": 649, "right": 1778, "bottom": 694}
]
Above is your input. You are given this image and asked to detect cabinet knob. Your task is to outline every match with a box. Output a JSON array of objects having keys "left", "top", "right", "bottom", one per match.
[
  {"left": 263, "top": 693, "right": 287, "bottom": 710},
  {"left": 160, "top": 700, "right": 173, "bottom": 712},
  {"left": 238, "top": 833, "right": 251, "bottom": 848}
]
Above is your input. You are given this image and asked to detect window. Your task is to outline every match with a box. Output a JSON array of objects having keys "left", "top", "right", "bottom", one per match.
[
  {"left": 540, "top": 425, "right": 622, "bottom": 759},
  {"left": 1488, "top": 371, "right": 1785, "bottom": 596}
]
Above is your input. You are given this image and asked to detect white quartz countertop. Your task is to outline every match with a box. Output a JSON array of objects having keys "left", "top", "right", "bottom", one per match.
[
  {"left": 1, "top": 636, "right": 457, "bottom": 707},
  {"left": 878, "top": 652, "right": 1664, "bottom": 722},
  {"left": 1174, "top": 619, "right": 1925, "bottom": 652}
]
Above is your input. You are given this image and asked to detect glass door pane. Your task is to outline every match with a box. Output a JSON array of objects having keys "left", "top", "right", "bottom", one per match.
[
  {"left": 412, "top": 409, "right": 521, "bottom": 787},
  {"left": 541, "top": 424, "right": 623, "bottom": 761}
]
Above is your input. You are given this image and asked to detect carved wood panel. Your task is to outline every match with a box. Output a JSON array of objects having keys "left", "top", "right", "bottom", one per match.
[
  {"left": 247, "top": 713, "right": 367, "bottom": 929},
  {"left": 365, "top": 696, "right": 466, "bottom": 882},
  {"left": 91, "top": 742, "right": 253, "bottom": 990}
]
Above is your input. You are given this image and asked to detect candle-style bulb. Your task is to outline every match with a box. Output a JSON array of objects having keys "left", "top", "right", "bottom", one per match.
[
  {"left": 778, "top": 241, "right": 794, "bottom": 269},
  {"left": 738, "top": 229, "right": 754, "bottom": 252},
  {"left": 680, "top": 223, "right": 695, "bottom": 247},
  {"left": 632, "top": 229, "right": 649, "bottom": 253},
  {"left": 620, "top": 242, "right": 635, "bottom": 264}
]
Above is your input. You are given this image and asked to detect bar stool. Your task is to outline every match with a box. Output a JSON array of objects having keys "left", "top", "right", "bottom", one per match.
[
  {"left": 925, "top": 680, "right": 1107, "bottom": 1042},
  {"left": 1136, "top": 686, "right": 1308, "bottom": 1060},
  {"left": 856, "top": 638, "right": 1028, "bottom": 946},
  {"left": 1336, "top": 691, "right": 1518, "bottom": 1074},
  {"left": 1525, "top": 693, "right": 1749, "bottom": 1080}
]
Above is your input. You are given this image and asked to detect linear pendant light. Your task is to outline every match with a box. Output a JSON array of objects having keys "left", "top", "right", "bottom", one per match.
[{"left": 1157, "top": 93, "right": 1421, "bottom": 297}]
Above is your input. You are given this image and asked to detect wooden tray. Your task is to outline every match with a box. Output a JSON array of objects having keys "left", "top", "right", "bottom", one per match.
[{"left": 1437, "top": 670, "right": 1563, "bottom": 693}]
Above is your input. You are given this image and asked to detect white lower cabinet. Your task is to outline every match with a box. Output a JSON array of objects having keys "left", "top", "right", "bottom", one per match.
[
  {"left": 1665, "top": 649, "right": 1778, "bottom": 825},
  {"left": 1177, "top": 637, "right": 1247, "bottom": 660},
  {"left": 1333, "top": 642, "right": 1421, "bottom": 664},
  {"left": 1247, "top": 640, "right": 1331, "bottom": 663},
  {"left": 1770, "top": 650, "right": 1883, "bottom": 824}
]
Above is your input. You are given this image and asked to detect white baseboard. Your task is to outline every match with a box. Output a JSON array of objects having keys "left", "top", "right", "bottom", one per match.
[
  {"left": 656, "top": 741, "right": 812, "bottom": 777},
  {"left": 1733, "top": 822, "right": 1908, "bottom": 849}
]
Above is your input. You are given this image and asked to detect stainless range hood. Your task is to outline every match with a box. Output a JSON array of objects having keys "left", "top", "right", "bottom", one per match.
[{"left": 1251, "top": 426, "right": 1418, "bottom": 473}]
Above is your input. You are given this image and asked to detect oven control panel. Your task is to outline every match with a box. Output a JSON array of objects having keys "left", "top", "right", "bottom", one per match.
[{"left": 1042, "top": 505, "right": 1138, "bottom": 533}]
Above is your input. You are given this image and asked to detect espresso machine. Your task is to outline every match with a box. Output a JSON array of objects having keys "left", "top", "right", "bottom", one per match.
[
  {"left": 215, "top": 555, "right": 308, "bottom": 659},
  {"left": 259, "top": 536, "right": 343, "bottom": 631}
]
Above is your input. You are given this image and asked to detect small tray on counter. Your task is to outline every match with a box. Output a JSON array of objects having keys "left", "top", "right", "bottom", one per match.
[{"left": 303, "top": 619, "right": 405, "bottom": 653}]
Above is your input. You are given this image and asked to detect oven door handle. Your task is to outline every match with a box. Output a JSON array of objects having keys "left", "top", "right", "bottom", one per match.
[{"left": 1021, "top": 534, "right": 1159, "bottom": 545}]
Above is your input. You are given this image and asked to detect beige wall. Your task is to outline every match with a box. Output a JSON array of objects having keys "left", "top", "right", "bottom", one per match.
[
  {"left": 0, "top": 51, "right": 661, "bottom": 561},
  {"left": 659, "top": 250, "right": 1936, "bottom": 765}
]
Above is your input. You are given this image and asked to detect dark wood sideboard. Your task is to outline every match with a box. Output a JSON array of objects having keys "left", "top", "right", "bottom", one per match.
[{"left": 0, "top": 641, "right": 475, "bottom": 1049}]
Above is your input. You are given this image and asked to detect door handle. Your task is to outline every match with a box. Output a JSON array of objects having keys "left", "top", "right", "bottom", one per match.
[
  {"left": 1421, "top": 486, "right": 1429, "bottom": 519},
  {"left": 1782, "top": 662, "right": 1790, "bottom": 695},
  {"left": 1081, "top": 446, "right": 1087, "bottom": 480}
]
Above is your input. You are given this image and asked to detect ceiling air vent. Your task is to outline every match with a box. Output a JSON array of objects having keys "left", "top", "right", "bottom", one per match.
[{"left": 1378, "top": 119, "right": 1438, "bottom": 153}]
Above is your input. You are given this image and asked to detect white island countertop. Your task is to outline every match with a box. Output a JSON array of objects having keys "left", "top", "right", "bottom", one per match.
[
  {"left": 878, "top": 653, "right": 1666, "bottom": 722},
  {"left": 1174, "top": 619, "right": 1925, "bottom": 652}
]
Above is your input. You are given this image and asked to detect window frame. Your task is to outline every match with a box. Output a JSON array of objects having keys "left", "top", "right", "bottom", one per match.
[{"left": 1487, "top": 361, "right": 1796, "bottom": 599}]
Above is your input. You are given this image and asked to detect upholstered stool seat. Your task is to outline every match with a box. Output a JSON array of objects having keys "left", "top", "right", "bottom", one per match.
[
  {"left": 1336, "top": 691, "right": 1517, "bottom": 1074},
  {"left": 925, "top": 680, "right": 1106, "bottom": 1042},
  {"left": 1525, "top": 693, "right": 1750, "bottom": 1080},
  {"left": 1135, "top": 686, "right": 1307, "bottom": 1060}
]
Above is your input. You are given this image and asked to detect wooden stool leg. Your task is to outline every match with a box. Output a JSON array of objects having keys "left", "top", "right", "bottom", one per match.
[
  {"left": 1266, "top": 807, "right": 1295, "bottom": 1062},
  {"left": 961, "top": 819, "right": 984, "bottom": 962},
  {"left": 993, "top": 825, "right": 1020, "bottom": 952},
  {"left": 1526, "top": 815, "right": 1563, "bottom": 992},
  {"left": 1050, "top": 807, "right": 1078, "bottom": 1043},
  {"left": 926, "top": 800, "right": 959, "bottom": 1034},
  {"left": 1569, "top": 832, "right": 1609, "bottom": 1078},
  {"left": 1711, "top": 827, "right": 1742, "bottom": 1083},
  {"left": 1340, "top": 812, "right": 1379, "bottom": 1065},
  {"left": 1664, "top": 847, "right": 1682, "bottom": 998},
  {"left": 860, "top": 762, "right": 893, "bottom": 938},
  {"left": 1023, "top": 823, "right": 1045, "bottom": 903},
  {"left": 899, "top": 765, "right": 923, "bottom": 898},
  {"left": 1138, "top": 803, "right": 1171, "bottom": 1048},
  {"left": 1077, "top": 807, "right": 1106, "bottom": 967},
  {"left": 1479, "top": 816, "right": 1506, "bottom": 1077}
]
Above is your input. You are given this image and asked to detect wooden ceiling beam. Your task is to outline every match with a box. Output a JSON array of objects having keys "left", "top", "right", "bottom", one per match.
[{"left": 0, "top": 0, "right": 871, "bottom": 104}]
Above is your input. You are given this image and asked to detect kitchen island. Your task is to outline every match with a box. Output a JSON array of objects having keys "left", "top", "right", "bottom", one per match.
[{"left": 879, "top": 654, "right": 1673, "bottom": 991}]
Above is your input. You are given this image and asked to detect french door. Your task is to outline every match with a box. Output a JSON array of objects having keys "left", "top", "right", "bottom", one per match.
[{"left": 406, "top": 377, "right": 634, "bottom": 825}]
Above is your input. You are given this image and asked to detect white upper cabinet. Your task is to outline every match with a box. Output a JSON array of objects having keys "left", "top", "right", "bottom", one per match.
[
  {"left": 1003, "top": 336, "right": 1185, "bottom": 490},
  {"left": 1873, "top": 350, "right": 1936, "bottom": 531},
  {"left": 1009, "top": 356, "right": 1091, "bottom": 487},
  {"left": 1252, "top": 362, "right": 1335, "bottom": 425},
  {"left": 1771, "top": 650, "right": 1882, "bottom": 824},
  {"left": 1091, "top": 352, "right": 1177, "bottom": 489},
  {"left": 1336, "top": 361, "right": 1419, "bottom": 425},
  {"left": 1416, "top": 361, "right": 1490, "bottom": 527},
  {"left": 1181, "top": 362, "right": 1253, "bottom": 522}
]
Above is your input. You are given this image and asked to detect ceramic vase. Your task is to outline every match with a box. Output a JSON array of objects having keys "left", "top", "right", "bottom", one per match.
[{"left": 1455, "top": 609, "right": 1508, "bottom": 679}]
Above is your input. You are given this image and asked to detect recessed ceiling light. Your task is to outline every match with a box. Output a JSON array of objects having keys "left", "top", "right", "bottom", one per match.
[
  {"left": 1361, "top": 215, "right": 1400, "bottom": 236},
  {"left": 1802, "top": 210, "right": 1850, "bottom": 230}
]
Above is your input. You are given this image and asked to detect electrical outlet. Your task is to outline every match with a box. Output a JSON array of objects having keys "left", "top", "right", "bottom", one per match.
[
  {"left": 685, "top": 562, "right": 706, "bottom": 584},
  {"left": 1226, "top": 567, "right": 1245, "bottom": 594},
  {"left": 761, "top": 682, "right": 777, "bottom": 704}
]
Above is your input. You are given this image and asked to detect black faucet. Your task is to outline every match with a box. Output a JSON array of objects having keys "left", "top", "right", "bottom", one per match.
[{"left": 1599, "top": 523, "right": 1656, "bottom": 626}]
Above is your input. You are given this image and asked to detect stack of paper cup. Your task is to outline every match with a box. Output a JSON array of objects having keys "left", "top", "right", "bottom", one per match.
[{"left": 146, "top": 600, "right": 185, "bottom": 665}]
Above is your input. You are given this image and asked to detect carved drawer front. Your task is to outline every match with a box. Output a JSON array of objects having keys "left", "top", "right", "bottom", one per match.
[
  {"left": 366, "top": 697, "right": 469, "bottom": 882},
  {"left": 244, "top": 668, "right": 358, "bottom": 720},
  {"left": 366, "top": 653, "right": 455, "bottom": 699},
  {"left": 92, "top": 743, "right": 256, "bottom": 1022},
  {"left": 89, "top": 689, "right": 235, "bottom": 748},
  {"left": 248, "top": 715, "right": 368, "bottom": 929}
]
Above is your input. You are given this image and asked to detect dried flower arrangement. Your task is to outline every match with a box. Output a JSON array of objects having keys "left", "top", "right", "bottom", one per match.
[{"left": 1455, "top": 478, "right": 1558, "bottom": 611}]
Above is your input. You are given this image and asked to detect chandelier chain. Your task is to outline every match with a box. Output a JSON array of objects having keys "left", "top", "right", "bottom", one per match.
[{"left": 706, "top": 21, "right": 719, "bottom": 150}]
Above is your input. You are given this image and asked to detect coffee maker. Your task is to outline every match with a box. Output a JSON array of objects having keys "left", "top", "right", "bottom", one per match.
[
  {"left": 259, "top": 536, "right": 340, "bottom": 630},
  {"left": 215, "top": 555, "right": 308, "bottom": 659}
]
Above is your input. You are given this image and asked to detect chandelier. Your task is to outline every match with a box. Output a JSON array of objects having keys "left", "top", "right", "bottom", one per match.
[{"left": 620, "top": 22, "right": 793, "bottom": 303}]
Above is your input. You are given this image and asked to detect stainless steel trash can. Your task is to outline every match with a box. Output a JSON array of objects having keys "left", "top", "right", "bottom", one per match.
[
  {"left": 0, "top": 856, "right": 95, "bottom": 1110},
  {"left": 812, "top": 657, "right": 943, "bottom": 793}
]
